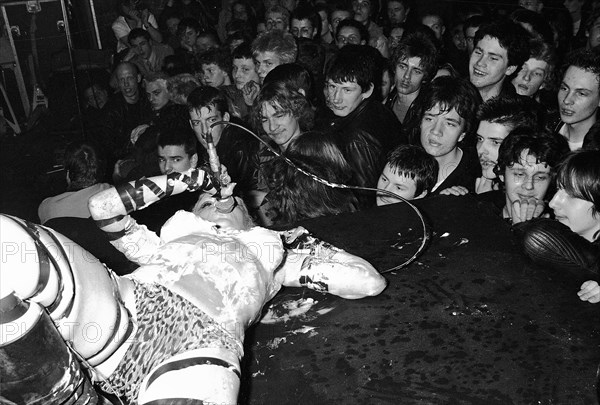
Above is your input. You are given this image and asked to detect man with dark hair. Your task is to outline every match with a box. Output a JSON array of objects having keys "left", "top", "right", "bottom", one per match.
[
  {"left": 491, "top": 128, "right": 569, "bottom": 224},
  {"left": 328, "top": 0, "right": 354, "bottom": 39},
  {"left": 469, "top": 20, "right": 531, "bottom": 101},
  {"left": 197, "top": 48, "right": 232, "bottom": 88},
  {"left": 376, "top": 144, "right": 438, "bottom": 205},
  {"left": 463, "top": 14, "right": 490, "bottom": 55},
  {"left": 554, "top": 48, "right": 600, "bottom": 150},
  {"left": 290, "top": 5, "right": 321, "bottom": 39},
  {"left": 386, "top": 0, "right": 410, "bottom": 26},
  {"left": 335, "top": 18, "right": 369, "bottom": 48},
  {"left": 126, "top": 28, "right": 174, "bottom": 77},
  {"left": 475, "top": 96, "right": 541, "bottom": 194},
  {"left": 322, "top": 45, "right": 402, "bottom": 206},
  {"left": 187, "top": 86, "right": 257, "bottom": 195},
  {"left": 404, "top": 76, "right": 482, "bottom": 194},
  {"left": 386, "top": 32, "right": 438, "bottom": 124}
]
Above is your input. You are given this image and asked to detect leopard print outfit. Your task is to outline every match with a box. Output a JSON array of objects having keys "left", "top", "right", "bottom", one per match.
[{"left": 97, "top": 280, "right": 242, "bottom": 403}]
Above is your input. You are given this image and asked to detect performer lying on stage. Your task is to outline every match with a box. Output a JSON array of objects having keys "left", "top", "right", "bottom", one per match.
[
  {"left": 519, "top": 150, "right": 600, "bottom": 303},
  {"left": 0, "top": 167, "right": 386, "bottom": 404}
]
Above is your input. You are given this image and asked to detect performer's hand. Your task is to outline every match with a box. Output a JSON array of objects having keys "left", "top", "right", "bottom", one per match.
[
  {"left": 578, "top": 280, "right": 600, "bottom": 303},
  {"left": 130, "top": 124, "right": 149, "bottom": 145},
  {"left": 510, "top": 198, "right": 545, "bottom": 224},
  {"left": 282, "top": 227, "right": 309, "bottom": 244}
]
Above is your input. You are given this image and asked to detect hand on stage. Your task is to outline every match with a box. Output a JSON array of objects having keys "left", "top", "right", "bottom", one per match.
[
  {"left": 578, "top": 280, "right": 600, "bottom": 303},
  {"left": 510, "top": 197, "right": 546, "bottom": 224},
  {"left": 439, "top": 186, "right": 469, "bottom": 196}
]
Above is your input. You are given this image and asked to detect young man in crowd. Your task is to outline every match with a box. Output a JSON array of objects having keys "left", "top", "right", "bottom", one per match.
[
  {"left": 321, "top": 45, "right": 401, "bottom": 207},
  {"left": 439, "top": 95, "right": 542, "bottom": 196},
  {"left": 198, "top": 48, "right": 232, "bottom": 88},
  {"left": 510, "top": 38, "right": 556, "bottom": 99},
  {"left": 265, "top": 5, "right": 290, "bottom": 32},
  {"left": 126, "top": 28, "right": 174, "bottom": 78},
  {"left": 584, "top": 9, "right": 600, "bottom": 50},
  {"left": 490, "top": 128, "right": 568, "bottom": 224},
  {"left": 251, "top": 29, "right": 298, "bottom": 84},
  {"left": 469, "top": 20, "right": 530, "bottom": 101},
  {"left": 554, "top": 48, "right": 600, "bottom": 150},
  {"left": 475, "top": 97, "right": 541, "bottom": 194},
  {"left": 404, "top": 76, "right": 481, "bottom": 195},
  {"left": 386, "top": 0, "right": 410, "bottom": 26},
  {"left": 329, "top": 0, "right": 354, "bottom": 39},
  {"left": 188, "top": 86, "right": 257, "bottom": 195},
  {"left": 376, "top": 144, "right": 438, "bottom": 206},
  {"left": 386, "top": 32, "right": 438, "bottom": 124},
  {"left": 290, "top": 5, "right": 320, "bottom": 40},
  {"left": 335, "top": 18, "right": 369, "bottom": 48},
  {"left": 100, "top": 62, "right": 153, "bottom": 170}
]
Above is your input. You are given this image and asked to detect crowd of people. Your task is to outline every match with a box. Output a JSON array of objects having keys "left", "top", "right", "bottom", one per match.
[{"left": 3, "top": 0, "right": 600, "bottom": 403}]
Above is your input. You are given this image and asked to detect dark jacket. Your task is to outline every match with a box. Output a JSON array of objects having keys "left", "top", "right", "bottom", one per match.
[{"left": 323, "top": 98, "right": 404, "bottom": 152}]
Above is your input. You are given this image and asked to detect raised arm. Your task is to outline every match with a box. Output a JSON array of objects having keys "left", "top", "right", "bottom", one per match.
[
  {"left": 89, "top": 168, "right": 216, "bottom": 236},
  {"left": 277, "top": 227, "right": 387, "bottom": 299}
]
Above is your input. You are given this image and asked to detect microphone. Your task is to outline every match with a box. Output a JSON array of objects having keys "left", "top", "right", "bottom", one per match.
[{"left": 204, "top": 129, "right": 236, "bottom": 214}]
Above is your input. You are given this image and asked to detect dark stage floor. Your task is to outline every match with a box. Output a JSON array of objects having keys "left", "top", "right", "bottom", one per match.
[
  {"left": 1, "top": 131, "right": 599, "bottom": 404},
  {"left": 240, "top": 196, "right": 600, "bottom": 405}
]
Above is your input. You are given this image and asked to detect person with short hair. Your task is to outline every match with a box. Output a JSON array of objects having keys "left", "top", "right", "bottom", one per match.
[
  {"left": 335, "top": 18, "right": 369, "bottom": 48},
  {"left": 100, "top": 62, "right": 153, "bottom": 169},
  {"left": 112, "top": 0, "right": 162, "bottom": 55},
  {"left": 554, "top": 48, "right": 600, "bottom": 151},
  {"left": 196, "top": 29, "right": 222, "bottom": 54},
  {"left": 328, "top": 0, "right": 354, "bottom": 40},
  {"left": 469, "top": 19, "right": 531, "bottom": 101},
  {"left": 221, "top": 42, "right": 260, "bottom": 121},
  {"left": 126, "top": 28, "right": 174, "bottom": 78},
  {"left": 474, "top": 96, "right": 542, "bottom": 194},
  {"left": 492, "top": 127, "right": 569, "bottom": 224},
  {"left": 376, "top": 144, "right": 438, "bottom": 206},
  {"left": 251, "top": 29, "right": 298, "bottom": 83},
  {"left": 265, "top": 5, "right": 290, "bottom": 32},
  {"left": 385, "top": 0, "right": 410, "bottom": 26},
  {"left": 290, "top": 5, "right": 321, "bottom": 39},
  {"left": 188, "top": 86, "right": 258, "bottom": 195},
  {"left": 198, "top": 48, "right": 233, "bottom": 88},
  {"left": 322, "top": 45, "right": 401, "bottom": 207},
  {"left": 463, "top": 14, "right": 489, "bottom": 55}
]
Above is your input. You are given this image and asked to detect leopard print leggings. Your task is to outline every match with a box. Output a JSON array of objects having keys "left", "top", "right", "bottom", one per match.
[{"left": 97, "top": 281, "right": 242, "bottom": 403}]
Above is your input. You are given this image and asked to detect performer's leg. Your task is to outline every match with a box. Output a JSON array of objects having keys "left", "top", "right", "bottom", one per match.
[{"left": 138, "top": 348, "right": 241, "bottom": 405}]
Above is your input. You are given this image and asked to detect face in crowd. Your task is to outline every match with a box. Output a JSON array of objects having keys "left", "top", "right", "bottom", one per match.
[
  {"left": 501, "top": 150, "right": 552, "bottom": 213},
  {"left": 158, "top": 145, "right": 198, "bottom": 175},
  {"left": 558, "top": 65, "right": 600, "bottom": 127},
  {"left": 189, "top": 105, "right": 230, "bottom": 149},
  {"left": 476, "top": 121, "right": 511, "bottom": 180},
  {"left": 420, "top": 103, "right": 466, "bottom": 160},
  {"left": 325, "top": 79, "right": 373, "bottom": 117},
  {"left": 260, "top": 101, "right": 301, "bottom": 151}
]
